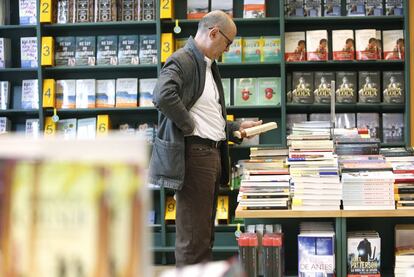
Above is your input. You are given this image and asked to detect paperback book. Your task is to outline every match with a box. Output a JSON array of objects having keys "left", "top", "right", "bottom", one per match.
[
  {"left": 285, "top": 0, "right": 305, "bottom": 17},
  {"left": 261, "top": 36, "right": 281, "bottom": 62},
  {"left": 142, "top": 0, "right": 155, "bottom": 21},
  {"left": 386, "top": 0, "right": 403, "bottom": 16},
  {"left": 382, "top": 113, "right": 404, "bottom": 143},
  {"left": 19, "top": 0, "right": 37, "bottom": 25},
  {"left": 243, "top": 0, "right": 266, "bottom": 18},
  {"left": 118, "top": 0, "right": 140, "bottom": 21},
  {"left": 366, "top": 0, "right": 383, "bottom": 16},
  {"left": 94, "top": 0, "right": 117, "bottom": 22},
  {"left": 75, "top": 36, "right": 96, "bottom": 66},
  {"left": 0, "top": 38, "right": 11, "bottom": 68},
  {"left": 187, "top": 0, "right": 208, "bottom": 19},
  {"left": 285, "top": 32, "right": 306, "bottom": 62},
  {"left": 75, "top": 79, "right": 96, "bottom": 108},
  {"left": 139, "top": 78, "right": 157, "bottom": 107},
  {"left": 211, "top": 0, "right": 233, "bottom": 17},
  {"left": 77, "top": 117, "right": 97, "bottom": 139},
  {"left": 234, "top": 78, "right": 258, "bottom": 106},
  {"left": 357, "top": 113, "right": 380, "bottom": 138},
  {"left": 222, "top": 37, "right": 242, "bottom": 63},
  {"left": 243, "top": 37, "right": 261, "bottom": 63},
  {"left": 347, "top": 0, "right": 365, "bottom": 16},
  {"left": 0, "top": 117, "right": 10, "bottom": 133},
  {"left": 0, "top": 81, "right": 9, "bottom": 110},
  {"left": 336, "top": 71, "right": 357, "bottom": 103},
  {"left": 222, "top": 78, "right": 231, "bottom": 106},
  {"left": 336, "top": 113, "right": 356, "bottom": 128},
  {"left": 358, "top": 71, "right": 380, "bottom": 103},
  {"left": 355, "top": 29, "right": 379, "bottom": 60},
  {"left": 74, "top": 0, "right": 94, "bottom": 22},
  {"left": 96, "top": 79, "right": 116, "bottom": 108},
  {"left": 139, "top": 35, "right": 157, "bottom": 64},
  {"left": 383, "top": 71, "right": 404, "bottom": 104},
  {"left": 324, "top": 0, "right": 341, "bottom": 16},
  {"left": 304, "top": 0, "right": 321, "bottom": 17},
  {"left": 292, "top": 72, "right": 314, "bottom": 104},
  {"left": 332, "top": 30, "right": 355, "bottom": 60},
  {"left": 257, "top": 77, "right": 281, "bottom": 106},
  {"left": 20, "top": 37, "right": 38, "bottom": 68},
  {"left": 56, "top": 79, "right": 76, "bottom": 109},
  {"left": 21, "top": 79, "right": 39, "bottom": 109},
  {"left": 97, "top": 35, "right": 118, "bottom": 65},
  {"left": 118, "top": 35, "right": 139, "bottom": 65},
  {"left": 314, "top": 72, "right": 334, "bottom": 104},
  {"left": 55, "top": 36, "right": 76, "bottom": 66},
  {"left": 25, "top": 118, "right": 40, "bottom": 138},
  {"left": 306, "top": 30, "right": 328, "bottom": 61},
  {"left": 383, "top": 30, "right": 404, "bottom": 60},
  {"left": 347, "top": 232, "right": 381, "bottom": 276},
  {"left": 56, "top": 0, "right": 74, "bottom": 23},
  {"left": 116, "top": 78, "right": 138, "bottom": 107}
]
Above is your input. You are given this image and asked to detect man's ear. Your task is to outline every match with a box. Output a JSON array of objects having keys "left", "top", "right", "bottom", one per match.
[{"left": 209, "top": 28, "right": 218, "bottom": 40}]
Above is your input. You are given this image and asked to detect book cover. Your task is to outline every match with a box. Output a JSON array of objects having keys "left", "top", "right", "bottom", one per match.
[
  {"left": 118, "top": 0, "right": 140, "bottom": 21},
  {"left": 97, "top": 35, "right": 118, "bottom": 65},
  {"left": 347, "top": 0, "right": 365, "bottom": 16},
  {"left": 96, "top": 79, "right": 116, "bottom": 108},
  {"left": 222, "top": 78, "right": 231, "bottom": 106},
  {"left": 383, "top": 30, "right": 404, "bottom": 60},
  {"left": 305, "top": 0, "right": 321, "bottom": 17},
  {"left": 366, "top": 0, "right": 383, "bottom": 16},
  {"left": 257, "top": 77, "right": 281, "bottom": 106},
  {"left": 211, "top": 0, "right": 233, "bottom": 17},
  {"left": 292, "top": 72, "right": 314, "bottom": 104},
  {"left": 285, "top": 0, "right": 305, "bottom": 17},
  {"left": 0, "top": 38, "right": 11, "bottom": 68},
  {"left": 116, "top": 78, "right": 138, "bottom": 107},
  {"left": 336, "top": 72, "right": 357, "bottom": 103},
  {"left": 187, "top": 0, "right": 208, "bottom": 19},
  {"left": 324, "top": 0, "right": 341, "bottom": 16},
  {"left": 243, "top": 0, "right": 266, "bottom": 18},
  {"left": 347, "top": 235, "right": 381, "bottom": 275},
  {"left": 118, "top": 35, "right": 139, "bottom": 65},
  {"left": 0, "top": 116, "right": 10, "bottom": 133},
  {"left": 383, "top": 71, "right": 404, "bottom": 104},
  {"left": 20, "top": 37, "right": 38, "bottom": 68},
  {"left": 332, "top": 30, "right": 355, "bottom": 60},
  {"left": 75, "top": 36, "right": 96, "bottom": 66},
  {"left": 261, "top": 36, "right": 281, "bottom": 62},
  {"left": 314, "top": 72, "right": 334, "bottom": 104},
  {"left": 19, "top": 0, "right": 37, "bottom": 25},
  {"left": 357, "top": 113, "right": 380, "bottom": 138},
  {"left": 75, "top": 0, "right": 94, "bottom": 22},
  {"left": 25, "top": 118, "right": 40, "bottom": 138},
  {"left": 386, "top": 0, "right": 403, "bottom": 16},
  {"left": 57, "top": 118, "right": 77, "bottom": 138},
  {"left": 75, "top": 79, "right": 96, "bottom": 108},
  {"left": 0, "top": 81, "right": 10, "bottom": 110},
  {"left": 139, "top": 78, "right": 157, "bottom": 107},
  {"left": 142, "top": 0, "right": 155, "bottom": 21},
  {"left": 95, "top": 0, "right": 117, "bottom": 22},
  {"left": 234, "top": 78, "right": 258, "bottom": 106},
  {"left": 355, "top": 29, "right": 379, "bottom": 60},
  {"left": 336, "top": 113, "right": 356, "bottom": 128},
  {"left": 383, "top": 113, "right": 404, "bottom": 143},
  {"left": 243, "top": 37, "right": 262, "bottom": 63},
  {"left": 21, "top": 79, "right": 39, "bottom": 109},
  {"left": 57, "top": 0, "right": 74, "bottom": 23},
  {"left": 376, "top": 30, "right": 383, "bottom": 60},
  {"left": 285, "top": 32, "right": 306, "bottom": 62},
  {"left": 222, "top": 37, "right": 242, "bottom": 63},
  {"left": 77, "top": 117, "right": 97, "bottom": 139},
  {"left": 286, "top": 73, "right": 292, "bottom": 102},
  {"left": 306, "top": 30, "right": 328, "bottom": 61},
  {"left": 55, "top": 36, "right": 76, "bottom": 66},
  {"left": 358, "top": 71, "right": 380, "bottom": 103},
  {"left": 139, "top": 35, "right": 157, "bottom": 64},
  {"left": 56, "top": 79, "right": 76, "bottom": 109}
]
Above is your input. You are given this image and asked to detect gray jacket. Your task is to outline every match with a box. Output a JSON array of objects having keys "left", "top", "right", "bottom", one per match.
[{"left": 148, "top": 37, "right": 241, "bottom": 190}]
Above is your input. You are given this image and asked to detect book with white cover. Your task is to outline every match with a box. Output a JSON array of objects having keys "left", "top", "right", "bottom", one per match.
[
  {"left": 0, "top": 81, "right": 10, "bottom": 110},
  {"left": 20, "top": 37, "right": 38, "bottom": 68},
  {"left": 21, "top": 79, "right": 39, "bottom": 109},
  {"left": 306, "top": 30, "right": 328, "bottom": 61},
  {"left": 285, "top": 32, "right": 306, "bottom": 61},
  {"left": 0, "top": 38, "right": 11, "bottom": 68},
  {"left": 56, "top": 80, "right": 76, "bottom": 109},
  {"left": 25, "top": 118, "right": 40, "bottom": 138},
  {"left": 19, "top": 0, "right": 37, "bottom": 25},
  {"left": 96, "top": 79, "right": 116, "bottom": 108},
  {"left": 0, "top": 117, "right": 10, "bottom": 133},
  {"left": 116, "top": 78, "right": 138, "bottom": 107},
  {"left": 77, "top": 117, "right": 97, "bottom": 139},
  {"left": 76, "top": 79, "right": 96, "bottom": 108},
  {"left": 383, "top": 30, "right": 404, "bottom": 60},
  {"left": 139, "top": 78, "right": 157, "bottom": 107},
  {"left": 57, "top": 118, "right": 77, "bottom": 139},
  {"left": 355, "top": 29, "right": 379, "bottom": 60},
  {"left": 332, "top": 30, "right": 354, "bottom": 60}
]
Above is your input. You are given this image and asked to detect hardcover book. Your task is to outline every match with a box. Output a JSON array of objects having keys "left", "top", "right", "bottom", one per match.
[
  {"left": 0, "top": 38, "right": 11, "bottom": 68},
  {"left": 243, "top": 37, "right": 261, "bottom": 63},
  {"left": 56, "top": 79, "right": 76, "bottom": 109},
  {"left": 118, "top": 35, "right": 139, "bottom": 65},
  {"left": 0, "top": 81, "right": 10, "bottom": 110},
  {"left": 19, "top": 0, "right": 37, "bottom": 25},
  {"left": 386, "top": 0, "right": 403, "bottom": 16},
  {"left": 57, "top": 0, "right": 74, "bottom": 23},
  {"left": 75, "top": 0, "right": 94, "bottom": 22},
  {"left": 222, "top": 78, "right": 231, "bottom": 106},
  {"left": 262, "top": 36, "right": 281, "bottom": 62},
  {"left": 366, "top": 0, "right": 383, "bottom": 16},
  {"left": 257, "top": 77, "right": 281, "bottom": 106},
  {"left": 382, "top": 71, "right": 404, "bottom": 104},
  {"left": 347, "top": 0, "right": 365, "bottom": 16},
  {"left": 332, "top": 30, "right": 355, "bottom": 60},
  {"left": 75, "top": 36, "right": 96, "bottom": 66},
  {"left": 116, "top": 78, "right": 138, "bottom": 107},
  {"left": 96, "top": 79, "right": 116, "bottom": 108},
  {"left": 97, "top": 35, "right": 118, "bottom": 65},
  {"left": 55, "top": 36, "right": 76, "bottom": 66},
  {"left": 243, "top": 0, "right": 266, "bottom": 18},
  {"left": 142, "top": 0, "right": 155, "bottom": 21},
  {"left": 95, "top": 0, "right": 117, "bottom": 22},
  {"left": 382, "top": 113, "right": 404, "bottom": 143},
  {"left": 306, "top": 30, "right": 328, "bottom": 61},
  {"left": 139, "top": 78, "right": 157, "bottom": 107},
  {"left": 211, "top": 0, "right": 233, "bottom": 17},
  {"left": 139, "top": 35, "right": 157, "bottom": 64},
  {"left": 234, "top": 78, "right": 258, "bottom": 106},
  {"left": 118, "top": 0, "right": 140, "bottom": 21},
  {"left": 285, "top": 0, "right": 305, "bottom": 17},
  {"left": 347, "top": 233, "right": 381, "bottom": 276},
  {"left": 21, "top": 79, "right": 39, "bottom": 109},
  {"left": 187, "top": 0, "right": 208, "bottom": 19},
  {"left": 292, "top": 72, "right": 314, "bottom": 104},
  {"left": 285, "top": 32, "right": 306, "bottom": 62},
  {"left": 357, "top": 113, "right": 380, "bottom": 138},
  {"left": 336, "top": 71, "right": 357, "bottom": 103},
  {"left": 324, "top": 0, "right": 341, "bottom": 16},
  {"left": 75, "top": 79, "right": 96, "bottom": 108},
  {"left": 383, "top": 30, "right": 404, "bottom": 60},
  {"left": 222, "top": 37, "right": 242, "bottom": 63},
  {"left": 305, "top": 0, "right": 321, "bottom": 17},
  {"left": 355, "top": 29, "right": 379, "bottom": 60},
  {"left": 314, "top": 72, "right": 334, "bottom": 104},
  {"left": 20, "top": 37, "right": 38, "bottom": 68},
  {"left": 358, "top": 71, "right": 380, "bottom": 103}
]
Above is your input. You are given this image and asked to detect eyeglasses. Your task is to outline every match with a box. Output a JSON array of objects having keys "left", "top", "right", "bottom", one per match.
[{"left": 209, "top": 27, "right": 233, "bottom": 48}]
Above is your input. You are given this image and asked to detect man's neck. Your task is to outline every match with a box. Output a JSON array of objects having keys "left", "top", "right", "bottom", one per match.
[{"left": 194, "top": 36, "right": 212, "bottom": 60}]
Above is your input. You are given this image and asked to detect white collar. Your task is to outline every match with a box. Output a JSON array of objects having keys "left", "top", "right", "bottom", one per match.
[{"left": 204, "top": 56, "right": 213, "bottom": 67}]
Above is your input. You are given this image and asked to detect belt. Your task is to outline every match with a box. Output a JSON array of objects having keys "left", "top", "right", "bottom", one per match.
[{"left": 185, "top": 136, "right": 223, "bottom": 149}]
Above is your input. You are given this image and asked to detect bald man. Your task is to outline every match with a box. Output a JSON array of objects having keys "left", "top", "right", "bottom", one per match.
[{"left": 148, "top": 11, "right": 261, "bottom": 266}]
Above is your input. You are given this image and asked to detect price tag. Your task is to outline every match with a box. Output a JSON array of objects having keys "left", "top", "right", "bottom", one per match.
[
  {"left": 165, "top": 196, "right": 176, "bottom": 221},
  {"left": 216, "top": 195, "right": 229, "bottom": 223},
  {"left": 174, "top": 20, "right": 181, "bottom": 34},
  {"left": 40, "top": 0, "right": 53, "bottom": 23},
  {"left": 160, "top": 0, "right": 174, "bottom": 19},
  {"left": 41, "top": 37, "right": 54, "bottom": 66}
]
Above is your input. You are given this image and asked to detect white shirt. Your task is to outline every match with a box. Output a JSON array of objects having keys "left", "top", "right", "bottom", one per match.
[{"left": 189, "top": 57, "right": 226, "bottom": 141}]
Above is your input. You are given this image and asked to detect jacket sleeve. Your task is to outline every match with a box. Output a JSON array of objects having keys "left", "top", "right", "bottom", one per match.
[
  {"left": 152, "top": 59, "right": 195, "bottom": 135},
  {"left": 227, "top": 121, "right": 242, "bottom": 144}
]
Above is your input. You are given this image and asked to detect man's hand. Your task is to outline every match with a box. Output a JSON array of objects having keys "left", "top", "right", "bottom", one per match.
[{"left": 239, "top": 120, "right": 263, "bottom": 138}]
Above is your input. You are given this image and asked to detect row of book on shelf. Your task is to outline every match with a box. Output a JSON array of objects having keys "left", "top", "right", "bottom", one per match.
[
  {"left": 237, "top": 222, "right": 414, "bottom": 277},
  {"left": 287, "top": 71, "right": 404, "bottom": 104},
  {"left": 285, "top": 0, "right": 403, "bottom": 17},
  {"left": 0, "top": 0, "right": 156, "bottom": 25},
  {"left": 186, "top": 0, "right": 265, "bottom": 19},
  {"left": 285, "top": 29, "right": 404, "bottom": 61}
]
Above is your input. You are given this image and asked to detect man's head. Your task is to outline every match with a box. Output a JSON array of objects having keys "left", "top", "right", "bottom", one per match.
[{"left": 194, "top": 10, "right": 237, "bottom": 60}]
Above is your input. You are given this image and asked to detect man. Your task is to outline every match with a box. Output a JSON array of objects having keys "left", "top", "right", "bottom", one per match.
[{"left": 148, "top": 11, "right": 262, "bottom": 266}]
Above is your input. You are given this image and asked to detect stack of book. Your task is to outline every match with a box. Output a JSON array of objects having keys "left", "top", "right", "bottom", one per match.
[
  {"left": 287, "top": 121, "right": 341, "bottom": 210},
  {"left": 385, "top": 155, "right": 414, "bottom": 209},
  {"left": 395, "top": 224, "right": 414, "bottom": 277},
  {"left": 237, "top": 147, "right": 290, "bottom": 210}
]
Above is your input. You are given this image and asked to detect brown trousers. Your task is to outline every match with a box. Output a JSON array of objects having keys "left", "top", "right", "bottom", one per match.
[{"left": 175, "top": 142, "right": 222, "bottom": 267}]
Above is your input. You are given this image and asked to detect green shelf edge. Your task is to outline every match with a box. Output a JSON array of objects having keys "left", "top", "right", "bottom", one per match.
[
  {"left": 42, "top": 21, "right": 156, "bottom": 30},
  {"left": 0, "top": 24, "right": 36, "bottom": 30},
  {"left": 43, "top": 64, "right": 158, "bottom": 72},
  {"left": 285, "top": 15, "right": 404, "bottom": 23},
  {"left": 161, "top": 17, "right": 280, "bottom": 25}
]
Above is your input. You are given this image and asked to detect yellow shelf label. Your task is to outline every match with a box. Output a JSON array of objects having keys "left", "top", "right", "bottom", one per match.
[
  {"left": 96, "top": 115, "right": 110, "bottom": 136},
  {"left": 216, "top": 195, "right": 229, "bottom": 222},
  {"left": 41, "top": 36, "right": 54, "bottom": 66},
  {"left": 44, "top": 117, "right": 56, "bottom": 136},
  {"left": 40, "top": 0, "right": 53, "bottom": 23},
  {"left": 227, "top": 114, "right": 234, "bottom": 145},
  {"left": 42, "top": 79, "right": 55, "bottom": 108},
  {"left": 160, "top": 0, "right": 174, "bottom": 19},
  {"left": 165, "top": 196, "right": 176, "bottom": 221},
  {"left": 161, "top": 33, "right": 174, "bottom": 63}
]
